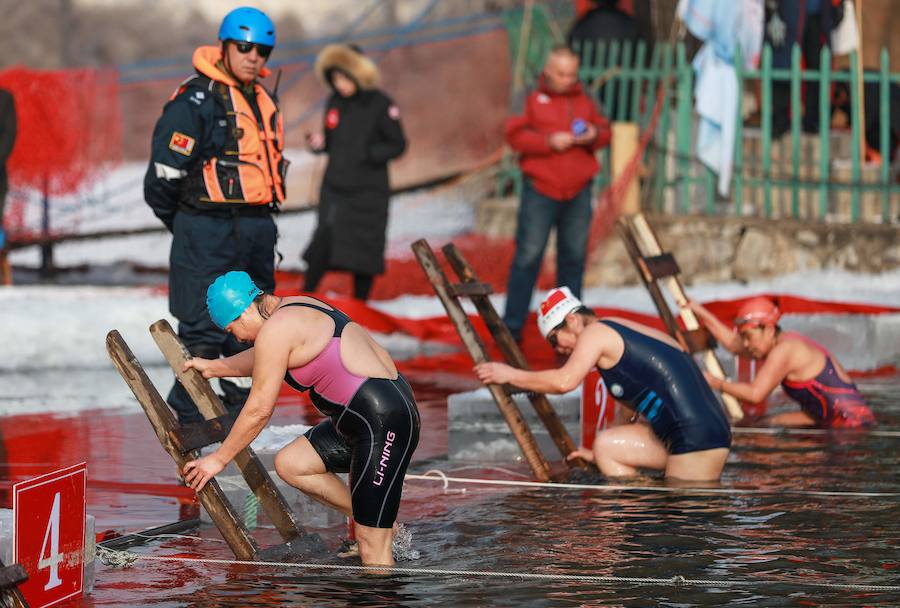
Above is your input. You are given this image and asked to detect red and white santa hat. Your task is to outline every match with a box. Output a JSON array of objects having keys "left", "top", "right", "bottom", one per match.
[{"left": 536, "top": 286, "right": 583, "bottom": 338}]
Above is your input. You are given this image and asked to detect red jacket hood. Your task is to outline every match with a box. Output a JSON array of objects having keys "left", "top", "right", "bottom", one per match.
[{"left": 192, "top": 46, "right": 271, "bottom": 86}]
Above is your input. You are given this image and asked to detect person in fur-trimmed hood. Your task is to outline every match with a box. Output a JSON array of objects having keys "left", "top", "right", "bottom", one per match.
[{"left": 302, "top": 44, "right": 407, "bottom": 301}]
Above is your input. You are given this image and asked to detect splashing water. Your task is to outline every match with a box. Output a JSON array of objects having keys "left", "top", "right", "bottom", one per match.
[{"left": 392, "top": 523, "right": 420, "bottom": 561}]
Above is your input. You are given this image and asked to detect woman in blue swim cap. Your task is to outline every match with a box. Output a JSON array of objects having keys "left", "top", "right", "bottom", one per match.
[{"left": 184, "top": 271, "right": 421, "bottom": 567}]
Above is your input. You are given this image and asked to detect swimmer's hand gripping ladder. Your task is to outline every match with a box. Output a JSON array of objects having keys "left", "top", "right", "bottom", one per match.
[
  {"left": 616, "top": 213, "right": 744, "bottom": 423},
  {"left": 412, "top": 238, "right": 591, "bottom": 482},
  {"left": 149, "top": 320, "right": 308, "bottom": 544},
  {"left": 107, "top": 325, "right": 322, "bottom": 561}
]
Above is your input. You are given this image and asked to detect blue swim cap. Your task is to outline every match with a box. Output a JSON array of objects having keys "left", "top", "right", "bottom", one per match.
[
  {"left": 207, "top": 271, "right": 263, "bottom": 329},
  {"left": 218, "top": 7, "right": 276, "bottom": 47}
]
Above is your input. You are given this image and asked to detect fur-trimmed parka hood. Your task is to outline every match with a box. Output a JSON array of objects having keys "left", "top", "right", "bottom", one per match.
[{"left": 315, "top": 44, "right": 380, "bottom": 91}]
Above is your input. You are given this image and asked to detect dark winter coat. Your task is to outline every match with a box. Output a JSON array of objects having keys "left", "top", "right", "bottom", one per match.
[
  {"left": 0, "top": 88, "right": 17, "bottom": 213},
  {"left": 567, "top": 5, "right": 642, "bottom": 55},
  {"left": 304, "top": 46, "right": 406, "bottom": 276}
]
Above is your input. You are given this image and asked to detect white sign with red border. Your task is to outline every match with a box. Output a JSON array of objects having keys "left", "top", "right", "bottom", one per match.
[{"left": 13, "top": 462, "right": 87, "bottom": 608}]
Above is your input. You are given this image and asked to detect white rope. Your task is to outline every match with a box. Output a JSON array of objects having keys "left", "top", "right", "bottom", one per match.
[
  {"left": 450, "top": 464, "right": 532, "bottom": 479},
  {"left": 418, "top": 469, "right": 466, "bottom": 493},
  {"left": 94, "top": 547, "right": 900, "bottom": 592},
  {"left": 733, "top": 426, "right": 900, "bottom": 438},
  {"left": 406, "top": 472, "right": 900, "bottom": 499},
  {"left": 125, "top": 531, "right": 226, "bottom": 544}
]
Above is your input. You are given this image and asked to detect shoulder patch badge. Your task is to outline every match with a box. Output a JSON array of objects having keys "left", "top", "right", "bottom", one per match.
[
  {"left": 388, "top": 104, "right": 400, "bottom": 120},
  {"left": 168, "top": 131, "right": 196, "bottom": 156}
]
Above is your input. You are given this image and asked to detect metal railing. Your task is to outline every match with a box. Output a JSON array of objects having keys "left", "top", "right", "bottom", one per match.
[{"left": 499, "top": 16, "right": 900, "bottom": 224}]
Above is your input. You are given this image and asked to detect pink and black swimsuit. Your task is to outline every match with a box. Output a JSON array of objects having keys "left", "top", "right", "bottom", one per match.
[
  {"left": 779, "top": 332, "right": 875, "bottom": 428},
  {"left": 281, "top": 301, "right": 420, "bottom": 529}
]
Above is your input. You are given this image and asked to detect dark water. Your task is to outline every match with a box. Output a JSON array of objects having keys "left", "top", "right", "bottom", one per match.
[{"left": 2, "top": 374, "right": 899, "bottom": 607}]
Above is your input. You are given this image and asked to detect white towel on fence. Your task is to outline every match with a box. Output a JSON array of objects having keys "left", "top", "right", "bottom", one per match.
[
  {"left": 694, "top": 45, "right": 739, "bottom": 197},
  {"left": 677, "top": 0, "right": 763, "bottom": 197}
]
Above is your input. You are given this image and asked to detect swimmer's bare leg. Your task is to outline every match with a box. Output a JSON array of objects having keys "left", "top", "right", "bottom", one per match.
[
  {"left": 275, "top": 436, "right": 352, "bottom": 516},
  {"left": 592, "top": 423, "right": 667, "bottom": 477},
  {"left": 665, "top": 448, "right": 729, "bottom": 482},
  {"left": 355, "top": 522, "right": 394, "bottom": 567}
]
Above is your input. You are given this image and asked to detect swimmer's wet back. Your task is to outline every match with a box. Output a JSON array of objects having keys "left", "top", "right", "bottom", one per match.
[{"left": 596, "top": 320, "right": 732, "bottom": 454}]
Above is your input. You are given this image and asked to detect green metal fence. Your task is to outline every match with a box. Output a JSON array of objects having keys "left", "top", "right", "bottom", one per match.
[{"left": 500, "top": 10, "right": 900, "bottom": 224}]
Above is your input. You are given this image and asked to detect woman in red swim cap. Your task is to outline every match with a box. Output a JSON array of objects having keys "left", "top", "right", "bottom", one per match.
[{"left": 690, "top": 297, "right": 875, "bottom": 428}]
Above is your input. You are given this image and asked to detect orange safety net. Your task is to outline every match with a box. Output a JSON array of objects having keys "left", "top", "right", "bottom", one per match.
[{"left": 0, "top": 67, "right": 121, "bottom": 195}]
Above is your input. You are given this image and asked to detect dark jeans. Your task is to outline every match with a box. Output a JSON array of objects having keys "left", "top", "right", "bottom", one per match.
[
  {"left": 503, "top": 179, "right": 593, "bottom": 340},
  {"left": 769, "top": 5, "right": 824, "bottom": 138},
  {"left": 167, "top": 211, "right": 277, "bottom": 424}
]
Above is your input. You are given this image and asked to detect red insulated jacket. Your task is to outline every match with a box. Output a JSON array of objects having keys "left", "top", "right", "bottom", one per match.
[{"left": 506, "top": 77, "right": 610, "bottom": 200}]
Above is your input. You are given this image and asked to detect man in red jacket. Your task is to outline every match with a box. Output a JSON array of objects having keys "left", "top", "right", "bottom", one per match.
[{"left": 503, "top": 46, "right": 611, "bottom": 342}]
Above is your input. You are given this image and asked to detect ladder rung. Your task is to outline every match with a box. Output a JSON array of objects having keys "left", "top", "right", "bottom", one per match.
[
  {"left": 170, "top": 414, "right": 235, "bottom": 453},
  {"left": 447, "top": 282, "right": 494, "bottom": 298},
  {"left": 643, "top": 253, "right": 680, "bottom": 279},
  {"left": 0, "top": 563, "right": 27, "bottom": 588}
]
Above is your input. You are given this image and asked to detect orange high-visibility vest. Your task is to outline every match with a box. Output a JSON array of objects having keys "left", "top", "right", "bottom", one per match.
[
  {"left": 176, "top": 47, "right": 286, "bottom": 206},
  {"left": 198, "top": 80, "right": 285, "bottom": 205}
]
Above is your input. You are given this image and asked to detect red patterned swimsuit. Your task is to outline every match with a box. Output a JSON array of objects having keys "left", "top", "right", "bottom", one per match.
[{"left": 779, "top": 333, "right": 875, "bottom": 428}]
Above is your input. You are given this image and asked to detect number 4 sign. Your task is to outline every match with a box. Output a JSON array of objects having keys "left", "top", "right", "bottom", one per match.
[{"left": 13, "top": 463, "right": 87, "bottom": 608}]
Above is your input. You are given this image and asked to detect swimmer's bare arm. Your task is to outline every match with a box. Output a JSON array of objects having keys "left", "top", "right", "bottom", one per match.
[
  {"left": 183, "top": 348, "right": 255, "bottom": 378},
  {"left": 474, "top": 324, "right": 605, "bottom": 394},
  {"left": 183, "top": 324, "right": 292, "bottom": 491},
  {"left": 688, "top": 300, "right": 745, "bottom": 355},
  {"left": 710, "top": 342, "right": 793, "bottom": 403}
]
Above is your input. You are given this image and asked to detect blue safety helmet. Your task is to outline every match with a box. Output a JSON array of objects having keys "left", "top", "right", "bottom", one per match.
[
  {"left": 218, "top": 7, "right": 276, "bottom": 47},
  {"left": 207, "top": 271, "right": 263, "bottom": 329}
]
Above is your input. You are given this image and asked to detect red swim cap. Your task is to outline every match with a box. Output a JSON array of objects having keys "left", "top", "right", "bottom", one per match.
[{"left": 734, "top": 297, "right": 780, "bottom": 328}]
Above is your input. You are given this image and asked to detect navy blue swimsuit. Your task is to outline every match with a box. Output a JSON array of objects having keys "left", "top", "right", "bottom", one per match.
[{"left": 597, "top": 320, "right": 732, "bottom": 454}]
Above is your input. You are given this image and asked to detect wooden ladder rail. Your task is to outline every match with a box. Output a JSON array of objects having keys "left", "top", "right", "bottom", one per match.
[
  {"left": 0, "top": 559, "right": 29, "bottom": 608},
  {"left": 149, "top": 320, "right": 307, "bottom": 544},
  {"left": 106, "top": 330, "right": 262, "bottom": 559},
  {"left": 441, "top": 243, "right": 590, "bottom": 470},
  {"left": 411, "top": 239, "right": 552, "bottom": 481},
  {"left": 619, "top": 213, "right": 744, "bottom": 422}
]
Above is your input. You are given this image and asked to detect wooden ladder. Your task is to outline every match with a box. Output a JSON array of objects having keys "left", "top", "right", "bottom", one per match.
[
  {"left": 106, "top": 321, "right": 319, "bottom": 561},
  {"left": 0, "top": 559, "right": 29, "bottom": 608},
  {"left": 617, "top": 213, "right": 744, "bottom": 422},
  {"left": 411, "top": 239, "right": 590, "bottom": 482}
]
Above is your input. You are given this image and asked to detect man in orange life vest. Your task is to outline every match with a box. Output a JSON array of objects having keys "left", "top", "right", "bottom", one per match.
[{"left": 144, "top": 7, "right": 287, "bottom": 423}]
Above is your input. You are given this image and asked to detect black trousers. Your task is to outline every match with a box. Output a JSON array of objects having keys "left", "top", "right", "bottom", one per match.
[{"left": 167, "top": 211, "right": 276, "bottom": 424}]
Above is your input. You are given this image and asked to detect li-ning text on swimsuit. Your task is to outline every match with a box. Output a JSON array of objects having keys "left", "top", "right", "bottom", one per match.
[{"left": 373, "top": 430, "right": 396, "bottom": 486}]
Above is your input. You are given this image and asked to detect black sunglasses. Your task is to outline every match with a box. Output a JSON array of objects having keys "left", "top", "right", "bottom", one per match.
[
  {"left": 233, "top": 41, "right": 273, "bottom": 59},
  {"left": 547, "top": 331, "right": 560, "bottom": 348},
  {"left": 546, "top": 319, "right": 567, "bottom": 348}
]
